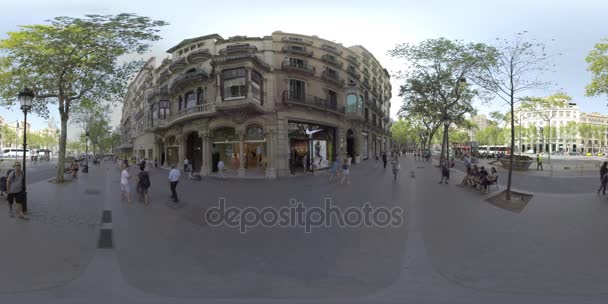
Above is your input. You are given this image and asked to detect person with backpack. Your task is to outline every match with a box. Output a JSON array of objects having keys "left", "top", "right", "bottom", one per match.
[
  {"left": 136, "top": 164, "right": 151, "bottom": 205},
  {"left": 382, "top": 152, "right": 388, "bottom": 169},
  {"left": 6, "top": 162, "right": 27, "bottom": 220}
]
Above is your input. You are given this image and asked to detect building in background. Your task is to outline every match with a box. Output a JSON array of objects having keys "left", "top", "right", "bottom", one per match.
[
  {"left": 119, "top": 31, "right": 392, "bottom": 177},
  {"left": 469, "top": 114, "right": 492, "bottom": 142}
]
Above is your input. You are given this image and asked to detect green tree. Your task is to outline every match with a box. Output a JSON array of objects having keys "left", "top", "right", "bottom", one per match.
[
  {"left": 473, "top": 32, "right": 553, "bottom": 200},
  {"left": 1, "top": 125, "right": 17, "bottom": 148},
  {"left": 0, "top": 14, "right": 167, "bottom": 182},
  {"left": 390, "top": 38, "right": 494, "bottom": 161},
  {"left": 586, "top": 38, "right": 608, "bottom": 97},
  {"left": 578, "top": 123, "right": 593, "bottom": 153}
]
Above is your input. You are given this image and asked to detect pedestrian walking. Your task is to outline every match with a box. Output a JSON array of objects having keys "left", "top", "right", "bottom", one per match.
[
  {"left": 598, "top": 161, "right": 608, "bottom": 195},
  {"left": 374, "top": 153, "right": 379, "bottom": 169},
  {"left": 120, "top": 164, "right": 132, "bottom": 203},
  {"left": 217, "top": 160, "right": 225, "bottom": 179},
  {"left": 168, "top": 164, "right": 181, "bottom": 203},
  {"left": 329, "top": 157, "right": 340, "bottom": 183},
  {"left": 382, "top": 152, "right": 388, "bottom": 169},
  {"left": 6, "top": 162, "right": 27, "bottom": 220},
  {"left": 154, "top": 158, "right": 158, "bottom": 168},
  {"left": 536, "top": 154, "right": 543, "bottom": 171},
  {"left": 136, "top": 164, "right": 151, "bottom": 205},
  {"left": 184, "top": 158, "right": 189, "bottom": 172},
  {"left": 391, "top": 154, "right": 400, "bottom": 181},
  {"left": 340, "top": 159, "right": 350, "bottom": 184},
  {"left": 438, "top": 158, "right": 450, "bottom": 184}
]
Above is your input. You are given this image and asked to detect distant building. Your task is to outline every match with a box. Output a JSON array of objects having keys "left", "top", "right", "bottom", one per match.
[{"left": 469, "top": 114, "right": 492, "bottom": 141}]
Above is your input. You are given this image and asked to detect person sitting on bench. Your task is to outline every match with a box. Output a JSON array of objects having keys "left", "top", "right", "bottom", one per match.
[{"left": 481, "top": 167, "right": 498, "bottom": 193}]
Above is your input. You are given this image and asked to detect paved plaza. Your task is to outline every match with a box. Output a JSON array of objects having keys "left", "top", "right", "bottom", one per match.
[{"left": 0, "top": 156, "right": 608, "bottom": 303}]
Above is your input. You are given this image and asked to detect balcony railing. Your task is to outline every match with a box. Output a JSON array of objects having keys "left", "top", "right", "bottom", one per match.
[
  {"left": 281, "top": 61, "right": 316, "bottom": 75},
  {"left": 170, "top": 70, "right": 209, "bottom": 91},
  {"left": 155, "top": 103, "right": 216, "bottom": 127},
  {"left": 281, "top": 37, "right": 313, "bottom": 45},
  {"left": 213, "top": 53, "right": 271, "bottom": 71},
  {"left": 321, "top": 54, "right": 343, "bottom": 68},
  {"left": 346, "top": 67, "right": 361, "bottom": 80},
  {"left": 283, "top": 91, "right": 345, "bottom": 115},
  {"left": 321, "top": 44, "right": 343, "bottom": 56},
  {"left": 218, "top": 44, "right": 258, "bottom": 55},
  {"left": 347, "top": 55, "right": 360, "bottom": 66},
  {"left": 321, "top": 70, "right": 345, "bottom": 87},
  {"left": 362, "top": 78, "right": 371, "bottom": 89},
  {"left": 282, "top": 46, "right": 314, "bottom": 57}
]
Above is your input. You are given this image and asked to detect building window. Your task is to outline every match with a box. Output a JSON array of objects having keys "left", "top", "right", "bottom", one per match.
[
  {"left": 347, "top": 94, "right": 358, "bottom": 113},
  {"left": 251, "top": 70, "right": 263, "bottom": 104},
  {"left": 326, "top": 67, "right": 337, "bottom": 78},
  {"left": 222, "top": 68, "right": 247, "bottom": 100},
  {"left": 159, "top": 100, "right": 170, "bottom": 119},
  {"left": 185, "top": 91, "right": 196, "bottom": 109},
  {"left": 178, "top": 96, "right": 183, "bottom": 111},
  {"left": 291, "top": 45, "right": 304, "bottom": 52},
  {"left": 327, "top": 90, "right": 337, "bottom": 107},
  {"left": 359, "top": 95, "right": 364, "bottom": 113},
  {"left": 289, "top": 58, "right": 305, "bottom": 68},
  {"left": 288, "top": 79, "right": 306, "bottom": 100},
  {"left": 197, "top": 87, "right": 204, "bottom": 105}
]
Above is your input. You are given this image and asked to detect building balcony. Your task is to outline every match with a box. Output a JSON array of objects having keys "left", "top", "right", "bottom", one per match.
[
  {"left": 216, "top": 93, "right": 264, "bottom": 115},
  {"left": 281, "top": 37, "right": 313, "bottom": 45},
  {"left": 321, "top": 70, "right": 345, "bottom": 87},
  {"left": 281, "top": 61, "right": 316, "bottom": 75},
  {"left": 147, "top": 88, "right": 170, "bottom": 102},
  {"left": 169, "top": 57, "right": 187, "bottom": 73},
  {"left": 187, "top": 49, "right": 212, "bottom": 64},
  {"left": 282, "top": 46, "right": 314, "bottom": 57},
  {"left": 321, "top": 54, "right": 343, "bottom": 68},
  {"left": 282, "top": 91, "right": 345, "bottom": 115},
  {"left": 346, "top": 68, "right": 361, "bottom": 80},
  {"left": 169, "top": 69, "right": 209, "bottom": 92},
  {"left": 321, "top": 44, "right": 343, "bottom": 56},
  {"left": 361, "top": 78, "right": 371, "bottom": 90},
  {"left": 213, "top": 53, "right": 271, "bottom": 72},
  {"left": 218, "top": 44, "right": 258, "bottom": 55},
  {"left": 347, "top": 55, "right": 360, "bottom": 66},
  {"left": 346, "top": 111, "right": 365, "bottom": 122},
  {"left": 151, "top": 103, "right": 216, "bottom": 130}
]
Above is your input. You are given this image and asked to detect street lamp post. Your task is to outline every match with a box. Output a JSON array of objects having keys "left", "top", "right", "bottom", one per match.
[
  {"left": 18, "top": 88, "right": 34, "bottom": 211},
  {"left": 83, "top": 129, "right": 90, "bottom": 173}
]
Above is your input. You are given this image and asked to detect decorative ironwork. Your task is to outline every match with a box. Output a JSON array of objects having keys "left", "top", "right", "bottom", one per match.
[
  {"left": 281, "top": 61, "right": 315, "bottom": 75},
  {"left": 321, "top": 70, "right": 345, "bottom": 87},
  {"left": 282, "top": 46, "right": 314, "bottom": 57},
  {"left": 321, "top": 54, "right": 343, "bottom": 68}
]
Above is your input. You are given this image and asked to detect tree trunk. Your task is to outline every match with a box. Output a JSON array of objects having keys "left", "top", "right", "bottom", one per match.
[
  {"left": 506, "top": 100, "right": 515, "bottom": 201},
  {"left": 440, "top": 124, "right": 448, "bottom": 161},
  {"left": 56, "top": 113, "right": 68, "bottom": 183}
]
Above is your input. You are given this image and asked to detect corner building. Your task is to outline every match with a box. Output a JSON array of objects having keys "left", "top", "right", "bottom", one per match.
[{"left": 119, "top": 32, "right": 392, "bottom": 178}]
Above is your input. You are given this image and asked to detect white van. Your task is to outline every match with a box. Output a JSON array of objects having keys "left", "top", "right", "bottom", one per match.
[{"left": 1, "top": 148, "right": 31, "bottom": 158}]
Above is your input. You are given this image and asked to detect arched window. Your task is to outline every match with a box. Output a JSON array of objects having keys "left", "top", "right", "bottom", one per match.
[
  {"left": 197, "top": 87, "right": 204, "bottom": 105},
  {"left": 347, "top": 94, "right": 358, "bottom": 113},
  {"left": 245, "top": 126, "right": 265, "bottom": 141}
]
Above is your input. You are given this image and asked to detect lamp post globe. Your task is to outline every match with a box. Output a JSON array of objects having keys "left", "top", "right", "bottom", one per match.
[{"left": 18, "top": 88, "right": 35, "bottom": 213}]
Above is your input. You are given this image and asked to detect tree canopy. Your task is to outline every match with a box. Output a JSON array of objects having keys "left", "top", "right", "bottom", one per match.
[
  {"left": 0, "top": 14, "right": 167, "bottom": 181},
  {"left": 586, "top": 38, "right": 608, "bottom": 97}
]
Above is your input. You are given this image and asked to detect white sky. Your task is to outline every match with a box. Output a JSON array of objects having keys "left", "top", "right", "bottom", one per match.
[{"left": 1, "top": 0, "right": 608, "bottom": 139}]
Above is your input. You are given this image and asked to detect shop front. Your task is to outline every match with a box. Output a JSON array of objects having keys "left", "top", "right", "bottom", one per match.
[
  {"left": 288, "top": 121, "right": 336, "bottom": 173},
  {"left": 361, "top": 132, "right": 369, "bottom": 160}
]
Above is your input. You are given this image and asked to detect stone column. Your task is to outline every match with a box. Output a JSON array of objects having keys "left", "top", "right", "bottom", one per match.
[
  {"left": 238, "top": 132, "right": 246, "bottom": 177},
  {"left": 215, "top": 73, "right": 222, "bottom": 104},
  {"left": 200, "top": 132, "right": 210, "bottom": 176},
  {"left": 178, "top": 133, "right": 185, "bottom": 170},
  {"left": 265, "top": 130, "right": 277, "bottom": 179}
]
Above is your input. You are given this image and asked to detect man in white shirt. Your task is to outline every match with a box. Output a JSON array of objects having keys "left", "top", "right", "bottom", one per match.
[
  {"left": 217, "top": 160, "right": 225, "bottom": 179},
  {"left": 183, "top": 158, "right": 189, "bottom": 172},
  {"left": 168, "top": 164, "right": 181, "bottom": 203},
  {"left": 120, "top": 165, "right": 131, "bottom": 203}
]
